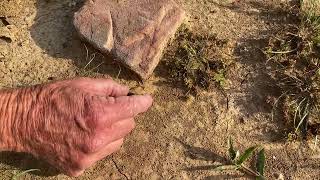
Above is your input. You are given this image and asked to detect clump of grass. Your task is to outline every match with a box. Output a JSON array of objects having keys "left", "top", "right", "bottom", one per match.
[
  {"left": 75, "top": 44, "right": 105, "bottom": 77},
  {"left": 265, "top": 1, "right": 320, "bottom": 138},
  {"left": 163, "top": 25, "right": 230, "bottom": 94}
]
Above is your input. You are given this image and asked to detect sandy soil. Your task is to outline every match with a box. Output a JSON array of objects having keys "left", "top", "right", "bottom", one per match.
[{"left": 0, "top": 0, "right": 319, "bottom": 179}]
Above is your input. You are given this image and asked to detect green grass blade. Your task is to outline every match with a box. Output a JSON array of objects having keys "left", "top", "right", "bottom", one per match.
[
  {"left": 236, "top": 146, "right": 257, "bottom": 165},
  {"left": 228, "top": 137, "right": 237, "bottom": 160},
  {"left": 293, "top": 97, "right": 306, "bottom": 127},
  {"left": 295, "top": 102, "right": 310, "bottom": 133},
  {"left": 256, "top": 148, "right": 265, "bottom": 180},
  {"left": 12, "top": 169, "right": 40, "bottom": 180}
]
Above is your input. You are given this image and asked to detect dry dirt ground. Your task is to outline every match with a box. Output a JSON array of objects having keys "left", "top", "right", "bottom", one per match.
[{"left": 0, "top": 0, "right": 320, "bottom": 179}]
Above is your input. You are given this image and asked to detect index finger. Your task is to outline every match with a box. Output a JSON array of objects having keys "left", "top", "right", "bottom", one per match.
[{"left": 97, "top": 95, "right": 153, "bottom": 126}]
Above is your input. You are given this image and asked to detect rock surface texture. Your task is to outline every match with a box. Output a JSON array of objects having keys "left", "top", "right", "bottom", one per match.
[{"left": 74, "top": 0, "right": 185, "bottom": 79}]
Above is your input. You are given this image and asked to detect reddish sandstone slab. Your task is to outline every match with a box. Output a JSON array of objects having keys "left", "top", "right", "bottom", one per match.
[{"left": 74, "top": 0, "right": 185, "bottom": 79}]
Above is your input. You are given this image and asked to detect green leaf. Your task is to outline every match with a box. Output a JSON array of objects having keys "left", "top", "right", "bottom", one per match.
[
  {"left": 12, "top": 169, "right": 40, "bottom": 180},
  {"left": 228, "top": 137, "right": 237, "bottom": 160},
  {"left": 256, "top": 149, "right": 266, "bottom": 180},
  {"left": 236, "top": 146, "right": 257, "bottom": 165}
]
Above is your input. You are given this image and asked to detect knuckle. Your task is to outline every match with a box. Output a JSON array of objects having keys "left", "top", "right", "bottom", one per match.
[
  {"left": 77, "top": 157, "right": 90, "bottom": 169},
  {"left": 71, "top": 162, "right": 86, "bottom": 174},
  {"left": 67, "top": 154, "right": 88, "bottom": 173},
  {"left": 81, "top": 136, "right": 99, "bottom": 154}
]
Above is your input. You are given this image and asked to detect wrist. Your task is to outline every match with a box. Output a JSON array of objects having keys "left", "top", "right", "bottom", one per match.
[{"left": 0, "top": 86, "right": 41, "bottom": 152}]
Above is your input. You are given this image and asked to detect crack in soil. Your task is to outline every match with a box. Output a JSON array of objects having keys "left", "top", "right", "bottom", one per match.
[{"left": 112, "top": 158, "right": 129, "bottom": 180}]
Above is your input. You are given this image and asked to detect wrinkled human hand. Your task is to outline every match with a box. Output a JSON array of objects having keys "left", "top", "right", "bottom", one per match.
[{"left": 9, "top": 78, "right": 153, "bottom": 176}]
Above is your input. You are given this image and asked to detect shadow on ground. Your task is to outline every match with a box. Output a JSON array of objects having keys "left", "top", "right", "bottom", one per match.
[
  {"left": 175, "top": 138, "right": 249, "bottom": 180},
  {"left": 225, "top": 1, "right": 300, "bottom": 141},
  {"left": 0, "top": 151, "right": 59, "bottom": 177},
  {"left": 30, "top": 0, "right": 139, "bottom": 81}
]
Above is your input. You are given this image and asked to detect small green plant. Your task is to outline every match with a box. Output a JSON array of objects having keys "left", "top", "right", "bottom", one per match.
[
  {"left": 11, "top": 169, "right": 40, "bottom": 180},
  {"left": 163, "top": 25, "right": 230, "bottom": 94},
  {"left": 182, "top": 137, "right": 266, "bottom": 179},
  {"left": 212, "top": 137, "right": 266, "bottom": 179}
]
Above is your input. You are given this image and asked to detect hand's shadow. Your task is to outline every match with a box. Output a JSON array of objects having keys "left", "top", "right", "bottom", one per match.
[
  {"left": 30, "top": 0, "right": 139, "bottom": 81},
  {"left": 0, "top": 151, "right": 59, "bottom": 177},
  {"left": 30, "top": 0, "right": 86, "bottom": 61}
]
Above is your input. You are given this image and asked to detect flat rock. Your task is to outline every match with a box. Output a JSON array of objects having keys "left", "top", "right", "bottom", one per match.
[{"left": 74, "top": 0, "right": 185, "bottom": 79}]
